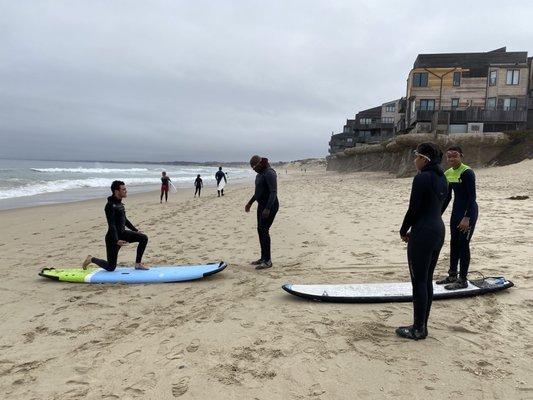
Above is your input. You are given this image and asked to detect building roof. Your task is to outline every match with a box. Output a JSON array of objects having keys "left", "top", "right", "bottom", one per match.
[
  {"left": 356, "top": 105, "right": 382, "bottom": 119},
  {"left": 414, "top": 47, "right": 528, "bottom": 77}
]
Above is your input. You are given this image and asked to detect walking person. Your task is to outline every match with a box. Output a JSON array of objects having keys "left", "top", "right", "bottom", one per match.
[
  {"left": 436, "top": 146, "right": 478, "bottom": 290},
  {"left": 160, "top": 171, "right": 171, "bottom": 203},
  {"left": 245, "top": 155, "right": 279, "bottom": 270},
  {"left": 83, "top": 180, "right": 149, "bottom": 271},
  {"left": 397, "top": 143, "right": 448, "bottom": 340},
  {"left": 215, "top": 167, "right": 227, "bottom": 197},
  {"left": 194, "top": 174, "right": 203, "bottom": 197}
]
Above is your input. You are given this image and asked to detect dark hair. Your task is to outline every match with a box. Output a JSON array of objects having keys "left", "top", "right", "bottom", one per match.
[
  {"left": 111, "top": 180, "right": 125, "bottom": 193},
  {"left": 446, "top": 145, "right": 463, "bottom": 155},
  {"left": 416, "top": 142, "right": 443, "bottom": 163},
  {"left": 218, "top": 166, "right": 222, "bottom": 170}
]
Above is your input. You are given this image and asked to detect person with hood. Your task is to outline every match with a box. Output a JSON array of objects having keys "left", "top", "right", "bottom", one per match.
[
  {"left": 397, "top": 143, "right": 448, "bottom": 340},
  {"left": 215, "top": 167, "right": 227, "bottom": 197},
  {"left": 244, "top": 155, "right": 279, "bottom": 270},
  {"left": 436, "top": 146, "right": 478, "bottom": 290},
  {"left": 82, "top": 180, "right": 149, "bottom": 271}
]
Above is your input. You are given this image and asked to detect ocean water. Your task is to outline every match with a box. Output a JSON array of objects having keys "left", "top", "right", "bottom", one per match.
[{"left": 0, "top": 159, "right": 253, "bottom": 210}]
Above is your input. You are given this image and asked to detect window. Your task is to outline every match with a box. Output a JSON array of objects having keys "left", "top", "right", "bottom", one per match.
[
  {"left": 385, "top": 104, "right": 395, "bottom": 112},
  {"left": 419, "top": 99, "right": 435, "bottom": 110},
  {"left": 360, "top": 118, "right": 372, "bottom": 124},
  {"left": 451, "top": 98, "right": 459, "bottom": 109},
  {"left": 453, "top": 72, "right": 461, "bottom": 86},
  {"left": 506, "top": 69, "right": 520, "bottom": 85},
  {"left": 489, "top": 70, "right": 497, "bottom": 86},
  {"left": 346, "top": 138, "right": 353, "bottom": 143},
  {"left": 486, "top": 97, "right": 496, "bottom": 110},
  {"left": 412, "top": 72, "right": 428, "bottom": 87},
  {"left": 381, "top": 117, "right": 394, "bottom": 123},
  {"left": 503, "top": 98, "right": 518, "bottom": 111}
]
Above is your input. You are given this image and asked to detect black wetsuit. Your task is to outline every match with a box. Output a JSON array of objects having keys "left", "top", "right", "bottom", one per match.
[
  {"left": 215, "top": 170, "right": 226, "bottom": 196},
  {"left": 249, "top": 166, "right": 279, "bottom": 262},
  {"left": 91, "top": 196, "right": 148, "bottom": 271},
  {"left": 161, "top": 176, "right": 171, "bottom": 202},
  {"left": 400, "top": 163, "right": 448, "bottom": 331},
  {"left": 194, "top": 177, "right": 202, "bottom": 196},
  {"left": 442, "top": 165, "right": 478, "bottom": 279}
]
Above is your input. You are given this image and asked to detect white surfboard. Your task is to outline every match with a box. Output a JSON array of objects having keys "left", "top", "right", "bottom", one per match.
[
  {"left": 282, "top": 277, "right": 513, "bottom": 303},
  {"left": 217, "top": 179, "right": 226, "bottom": 191}
]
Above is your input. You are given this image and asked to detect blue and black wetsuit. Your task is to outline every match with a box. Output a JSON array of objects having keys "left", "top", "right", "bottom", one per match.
[
  {"left": 91, "top": 196, "right": 148, "bottom": 271},
  {"left": 215, "top": 170, "right": 227, "bottom": 196},
  {"left": 249, "top": 164, "right": 279, "bottom": 262},
  {"left": 442, "top": 164, "right": 478, "bottom": 279},
  {"left": 400, "top": 163, "right": 448, "bottom": 331}
]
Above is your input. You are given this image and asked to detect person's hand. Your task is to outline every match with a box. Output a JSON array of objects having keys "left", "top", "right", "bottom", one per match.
[
  {"left": 458, "top": 217, "right": 470, "bottom": 233},
  {"left": 137, "top": 230, "right": 143, "bottom": 234},
  {"left": 400, "top": 233, "right": 410, "bottom": 243},
  {"left": 245, "top": 203, "right": 251, "bottom": 213},
  {"left": 117, "top": 240, "right": 129, "bottom": 246},
  {"left": 262, "top": 209, "right": 270, "bottom": 219}
]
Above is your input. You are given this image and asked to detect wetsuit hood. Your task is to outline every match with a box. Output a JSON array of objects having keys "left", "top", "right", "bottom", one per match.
[
  {"left": 421, "top": 158, "right": 444, "bottom": 177},
  {"left": 107, "top": 195, "right": 122, "bottom": 203},
  {"left": 253, "top": 158, "right": 270, "bottom": 173}
]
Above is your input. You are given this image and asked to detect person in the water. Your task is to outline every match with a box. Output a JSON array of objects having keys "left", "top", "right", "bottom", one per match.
[
  {"left": 82, "top": 180, "right": 149, "bottom": 271},
  {"left": 194, "top": 174, "right": 203, "bottom": 197},
  {"left": 436, "top": 146, "right": 478, "bottom": 290},
  {"left": 160, "top": 171, "right": 171, "bottom": 203},
  {"left": 397, "top": 143, "right": 448, "bottom": 340}
]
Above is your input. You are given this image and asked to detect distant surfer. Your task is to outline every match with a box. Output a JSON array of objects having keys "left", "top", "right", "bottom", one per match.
[
  {"left": 160, "top": 171, "right": 171, "bottom": 203},
  {"left": 82, "top": 180, "right": 149, "bottom": 271},
  {"left": 194, "top": 174, "right": 203, "bottom": 197},
  {"left": 397, "top": 143, "right": 447, "bottom": 340},
  {"left": 215, "top": 167, "right": 227, "bottom": 197},
  {"left": 436, "top": 146, "right": 478, "bottom": 290},
  {"left": 245, "top": 155, "right": 279, "bottom": 270}
]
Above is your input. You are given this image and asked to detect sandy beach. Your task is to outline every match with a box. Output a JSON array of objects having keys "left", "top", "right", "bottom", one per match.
[{"left": 0, "top": 160, "right": 532, "bottom": 399}]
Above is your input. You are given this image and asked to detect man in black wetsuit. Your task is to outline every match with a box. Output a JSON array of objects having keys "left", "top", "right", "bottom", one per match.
[
  {"left": 82, "top": 180, "right": 149, "bottom": 271},
  {"left": 215, "top": 167, "right": 227, "bottom": 197},
  {"left": 161, "top": 171, "right": 171, "bottom": 203},
  {"left": 194, "top": 174, "right": 203, "bottom": 197},
  {"left": 245, "top": 155, "right": 279, "bottom": 270},
  {"left": 397, "top": 143, "right": 448, "bottom": 340},
  {"left": 436, "top": 146, "right": 478, "bottom": 290}
]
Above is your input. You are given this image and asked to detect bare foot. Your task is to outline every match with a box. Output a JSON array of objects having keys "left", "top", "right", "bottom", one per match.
[
  {"left": 82, "top": 255, "right": 92, "bottom": 270},
  {"left": 135, "top": 263, "right": 149, "bottom": 270}
]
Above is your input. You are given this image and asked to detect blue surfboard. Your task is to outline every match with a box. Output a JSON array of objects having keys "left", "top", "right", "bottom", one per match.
[{"left": 39, "top": 261, "right": 227, "bottom": 284}]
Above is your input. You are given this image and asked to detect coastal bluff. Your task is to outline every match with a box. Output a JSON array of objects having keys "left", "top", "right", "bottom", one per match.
[{"left": 327, "top": 132, "right": 531, "bottom": 177}]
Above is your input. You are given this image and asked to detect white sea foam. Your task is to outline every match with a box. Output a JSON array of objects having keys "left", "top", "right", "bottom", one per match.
[{"left": 31, "top": 167, "right": 150, "bottom": 173}]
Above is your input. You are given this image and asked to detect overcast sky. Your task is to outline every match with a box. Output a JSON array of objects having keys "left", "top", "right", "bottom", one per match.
[{"left": 1, "top": 1, "right": 532, "bottom": 162}]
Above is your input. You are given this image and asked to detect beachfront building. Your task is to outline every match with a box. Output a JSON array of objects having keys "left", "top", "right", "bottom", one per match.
[
  {"left": 405, "top": 47, "right": 529, "bottom": 134},
  {"left": 329, "top": 98, "right": 405, "bottom": 154}
]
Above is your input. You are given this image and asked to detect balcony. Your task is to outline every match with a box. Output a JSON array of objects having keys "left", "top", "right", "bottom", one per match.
[
  {"left": 356, "top": 122, "right": 394, "bottom": 130},
  {"left": 411, "top": 107, "right": 527, "bottom": 125}
]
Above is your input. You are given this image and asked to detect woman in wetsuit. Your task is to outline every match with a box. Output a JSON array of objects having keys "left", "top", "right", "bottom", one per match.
[
  {"left": 436, "top": 146, "right": 478, "bottom": 290},
  {"left": 160, "top": 171, "right": 171, "bottom": 203},
  {"left": 397, "top": 143, "right": 448, "bottom": 340}
]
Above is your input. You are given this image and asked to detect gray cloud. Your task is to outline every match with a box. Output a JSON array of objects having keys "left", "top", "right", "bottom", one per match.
[{"left": 1, "top": 0, "right": 532, "bottom": 161}]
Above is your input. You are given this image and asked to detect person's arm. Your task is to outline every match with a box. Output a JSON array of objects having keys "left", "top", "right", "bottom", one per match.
[
  {"left": 125, "top": 215, "right": 138, "bottom": 232},
  {"left": 105, "top": 203, "right": 119, "bottom": 243},
  {"left": 264, "top": 170, "right": 278, "bottom": 211},
  {"left": 400, "top": 174, "right": 425, "bottom": 237},
  {"left": 441, "top": 184, "right": 451, "bottom": 214},
  {"left": 462, "top": 169, "right": 477, "bottom": 218}
]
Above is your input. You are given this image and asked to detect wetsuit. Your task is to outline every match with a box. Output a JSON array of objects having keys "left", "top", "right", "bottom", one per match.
[
  {"left": 91, "top": 196, "right": 148, "bottom": 271},
  {"left": 442, "top": 164, "right": 478, "bottom": 279},
  {"left": 215, "top": 170, "right": 226, "bottom": 196},
  {"left": 161, "top": 176, "right": 171, "bottom": 202},
  {"left": 400, "top": 163, "right": 448, "bottom": 331},
  {"left": 194, "top": 177, "right": 202, "bottom": 197},
  {"left": 249, "top": 163, "right": 279, "bottom": 262}
]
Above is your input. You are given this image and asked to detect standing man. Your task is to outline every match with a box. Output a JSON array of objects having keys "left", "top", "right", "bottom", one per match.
[
  {"left": 194, "top": 174, "right": 203, "bottom": 197},
  {"left": 215, "top": 167, "right": 227, "bottom": 197},
  {"left": 83, "top": 180, "right": 149, "bottom": 271},
  {"left": 436, "top": 146, "right": 478, "bottom": 290},
  {"left": 245, "top": 155, "right": 279, "bottom": 270},
  {"left": 160, "top": 171, "right": 171, "bottom": 203}
]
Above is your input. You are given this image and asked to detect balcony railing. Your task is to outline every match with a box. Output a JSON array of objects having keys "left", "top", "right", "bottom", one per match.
[{"left": 411, "top": 107, "right": 527, "bottom": 124}]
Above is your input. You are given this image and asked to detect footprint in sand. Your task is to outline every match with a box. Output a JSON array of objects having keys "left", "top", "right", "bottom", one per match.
[
  {"left": 186, "top": 339, "right": 200, "bottom": 353},
  {"left": 172, "top": 377, "right": 190, "bottom": 397}
]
